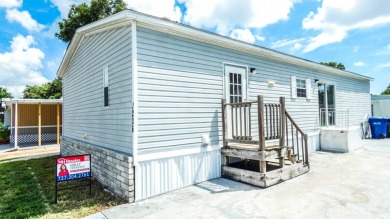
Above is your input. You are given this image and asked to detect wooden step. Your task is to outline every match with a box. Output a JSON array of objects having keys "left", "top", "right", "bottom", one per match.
[{"left": 222, "top": 144, "right": 291, "bottom": 161}]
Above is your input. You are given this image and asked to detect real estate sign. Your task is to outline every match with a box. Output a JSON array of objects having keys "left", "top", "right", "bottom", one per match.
[{"left": 56, "top": 154, "right": 91, "bottom": 182}]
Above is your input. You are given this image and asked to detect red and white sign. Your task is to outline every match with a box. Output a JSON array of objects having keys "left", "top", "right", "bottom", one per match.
[{"left": 56, "top": 154, "right": 91, "bottom": 181}]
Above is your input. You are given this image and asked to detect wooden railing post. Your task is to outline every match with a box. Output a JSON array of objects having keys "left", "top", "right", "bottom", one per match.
[
  {"left": 258, "top": 95, "right": 266, "bottom": 173},
  {"left": 304, "top": 134, "right": 309, "bottom": 167},
  {"left": 279, "top": 97, "right": 286, "bottom": 167}
]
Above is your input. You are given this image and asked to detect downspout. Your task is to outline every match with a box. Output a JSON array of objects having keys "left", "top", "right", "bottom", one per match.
[{"left": 131, "top": 19, "right": 139, "bottom": 201}]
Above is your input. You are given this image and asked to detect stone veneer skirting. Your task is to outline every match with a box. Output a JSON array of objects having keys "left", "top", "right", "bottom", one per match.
[{"left": 60, "top": 137, "right": 134, "bottom": 202}]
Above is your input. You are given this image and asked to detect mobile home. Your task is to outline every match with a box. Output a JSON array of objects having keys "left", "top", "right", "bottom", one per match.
[{"left": 57, "top": 10, "right": 371, "bottom": 202}]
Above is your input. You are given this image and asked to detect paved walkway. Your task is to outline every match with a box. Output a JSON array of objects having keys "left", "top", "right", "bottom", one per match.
[
  {"left": 0, "top": 144, "right": 59, "bottom": 162},
  {"left": 87, "top": 139, "right": 390, "bottom": 219}
]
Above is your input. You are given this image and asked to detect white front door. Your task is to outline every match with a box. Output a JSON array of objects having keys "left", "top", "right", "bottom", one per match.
[
  {"left": 224, "top": 65, "right": 247, "bottom": 103},
  {"left": 224, "top": 65, "right": 248, "bottom": 139}
]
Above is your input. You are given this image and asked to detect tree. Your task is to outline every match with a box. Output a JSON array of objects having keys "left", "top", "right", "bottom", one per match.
[
  {"left": 0, "top": 87, "right": 12, "bottom": 100},
  {"left": 320, "top": 62, "right": 346, "bottom": 70},
  {"left": 23, "top": 78, "right": 62, "bottom": 99},
  {"left": 0, "top": 87, "right": 12, "bottom": 113},
  {"left": 55, "top": 0, "right": 127, "bottom": 42},
  {"left": 381, "top": 84, "right": 390, "bottom": 95}
]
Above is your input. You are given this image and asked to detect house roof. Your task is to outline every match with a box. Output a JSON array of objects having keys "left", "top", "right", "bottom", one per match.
[
  {"left": 371, "top": 95, "right": 390, "bottom": 101},
  {"left": 1, "top": 98, "right": 63, "bottom": 106},
  {"left": 57, "top": 9, "right": 373, "bottom": 81}
]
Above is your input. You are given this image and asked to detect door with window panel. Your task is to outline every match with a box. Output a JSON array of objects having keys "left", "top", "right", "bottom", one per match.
[
  {"left": 225, "top": 65, "right": 247, "bottom": 103},
  {"left": 224, "top": 65, "right": 248, "bottom": 139}
]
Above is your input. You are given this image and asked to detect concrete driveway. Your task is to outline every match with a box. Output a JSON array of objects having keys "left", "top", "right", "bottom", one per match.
[{"left": 88, "top": 139, "right": 390, "bottom": 219}]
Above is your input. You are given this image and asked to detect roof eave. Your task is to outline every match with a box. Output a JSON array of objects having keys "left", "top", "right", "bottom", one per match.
[{"left": 57, "top": 10, "right": 373, "bottom": 81}]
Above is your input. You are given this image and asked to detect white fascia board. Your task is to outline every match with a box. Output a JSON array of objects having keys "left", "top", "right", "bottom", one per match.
[
  {"left": 57, "top": 10, "right": 373, "bottom": 81},
  {"left": 131, "top": 20, "right": 139, "bottom": 165},
  {"left": 2, "top": 98, "right": 63, "bottom": 105}
]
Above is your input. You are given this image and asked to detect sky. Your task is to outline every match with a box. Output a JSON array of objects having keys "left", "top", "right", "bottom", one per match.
[{"left": 0, "top": 0, "right": 389, "bottom": 98}]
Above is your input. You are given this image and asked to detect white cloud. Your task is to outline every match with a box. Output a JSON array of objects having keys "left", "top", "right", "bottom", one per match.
[
  {"left": 0, "top": 0, "right": 22, "bottom": 8},
  {"left": 303, "top": 30, "right": 346, "bottom": 53},
  {"left": 293, "top": 43, "right": 302, "bottom": 50},
  {"left": 302, "top": 0, "right": 390, "bottom": 53},
  {"left": 50, "top": 0, "right": 181, "bottom": 21},
  {"left": 377, "top": 62, "right": 390, "bottom": 69},
  {"left": 354, "top": 61, "right": 365, "bottom": 66},
  {"left": 126, "top": 0, "right": 182, "bottom": 21},
  {"left": 181, "top": 0, "right": 294, "bottom": 34},
  {"left": 50, "top": 0, "right": 90, "bottom": 18},
  {"left": 0, "top": 35, "right": 48, "bottom": 98},
  {"left": 271, "top": 38, "right": 307, "bottom": 49},
  {"left": 353, "top": 46, "right": 360, "bottom": 52},
  {"left": 229, "top": 28, "right": 255, "bottom": 43},
  {"left": 256, "top": 36, "right": 266, "bottom": 42},
  {"left": 6, "top": 9, "right": 45, "bottom": 32},
  {"left": 386, "top": 44, "right": 390, "bottom": 50}
]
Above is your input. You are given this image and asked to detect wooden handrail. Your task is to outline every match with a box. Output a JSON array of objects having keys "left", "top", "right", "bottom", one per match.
[
  {"left": 285, "top": 110, "right": 309, "bottom": 166},
  {"left": 285, "top": 111, "right": 306, "bottom": 136},
  {"left": 220, "top": 95, "right": 309, "bottom": 169},
  {"left": 223, "top": 101, "right": 257, "bottom": 106}
]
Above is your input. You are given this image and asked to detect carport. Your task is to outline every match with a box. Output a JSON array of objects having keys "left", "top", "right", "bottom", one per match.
[{"left": 2, "top": 99, "right": 62, "bottom": 148}]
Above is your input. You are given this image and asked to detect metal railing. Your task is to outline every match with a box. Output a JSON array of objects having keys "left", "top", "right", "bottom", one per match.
[{"left": 320, "top": 108, "right": 349, "bottom": 131}]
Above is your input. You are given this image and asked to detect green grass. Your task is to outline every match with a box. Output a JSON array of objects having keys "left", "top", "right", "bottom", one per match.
[{"left": 0, "top": 156, "right": 125, "bottom": 219}]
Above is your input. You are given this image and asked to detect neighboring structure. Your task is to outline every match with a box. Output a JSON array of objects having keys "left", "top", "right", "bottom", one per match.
[
  {"left": 57, "top": 10, "right": 372, "bottom": 202},
  {"left": 2, "top": 98, "right": 62, "bottom": 148},
  {"left": 371, "top": 95, "right": 390, "bottom": 117}
]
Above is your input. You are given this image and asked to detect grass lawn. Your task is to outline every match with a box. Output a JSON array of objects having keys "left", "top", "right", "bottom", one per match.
[{"left": 0, "top": 156, "right": 125, "bottom": 219}]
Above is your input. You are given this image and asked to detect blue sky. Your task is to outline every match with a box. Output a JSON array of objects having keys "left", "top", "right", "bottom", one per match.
[{"left": 0, "top": 0, "right": 390, "bottom": 97}]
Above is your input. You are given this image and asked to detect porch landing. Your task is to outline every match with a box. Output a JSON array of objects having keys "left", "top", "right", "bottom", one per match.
[{"left": 222, "top": 161, "right": 310, "bottom": 188}]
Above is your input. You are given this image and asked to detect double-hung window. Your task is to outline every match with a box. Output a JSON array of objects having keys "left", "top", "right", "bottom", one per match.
[
  {"left": 296, "top": 78, "right": 307, "bottom": 98},
  {"left": 291, "top": 76, "right": 311, "bottom": 99},
  {"left": 103, "top": 65, "right": 109, "bottom": 107}
]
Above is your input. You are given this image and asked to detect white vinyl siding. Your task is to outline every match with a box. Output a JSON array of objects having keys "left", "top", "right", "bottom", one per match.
[
  {"left": 62, "top": 26, "right": 133, "bottom": 154},
  {"left": 136, "top": 26, "right": 370, "bottom": 153}
]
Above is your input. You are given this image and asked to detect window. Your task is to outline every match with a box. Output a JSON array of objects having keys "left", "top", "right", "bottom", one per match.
[
  {"left": 229, "top": 72, "right": 243, "bottom": 103},
  {"left": 296, "top": 78, "right": 306, "bottom": 98},
  {"left": 103, "top": 65, "right": 109, "bottom": 107}
]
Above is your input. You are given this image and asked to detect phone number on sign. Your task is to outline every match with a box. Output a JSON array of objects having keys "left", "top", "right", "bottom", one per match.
[{"left": 57, "top": 172, "right": 90, "bottom": 182}]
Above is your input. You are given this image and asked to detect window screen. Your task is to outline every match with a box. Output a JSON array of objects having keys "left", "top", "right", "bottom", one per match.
[
  {"left": 296, "top": 78, "right": 306, "bottom": 98},
  {"left": 229, "top": 72, "right": 243, "bottom": 103}
]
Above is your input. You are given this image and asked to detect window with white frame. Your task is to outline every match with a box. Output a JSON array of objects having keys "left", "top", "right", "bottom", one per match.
[
  {"left": 229, "top": 72, "right": 243, "bottom": 103},
  {"left": 296, "top": 78, "right": 306, "bottom": 98},
  {"left": 103, "top": 65, "right": 109, "bottom": 107}
]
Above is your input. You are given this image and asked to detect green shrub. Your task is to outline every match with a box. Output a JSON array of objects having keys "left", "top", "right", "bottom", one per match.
[{"left": 0, "top": 125, "right": 10, "bottom": 143}]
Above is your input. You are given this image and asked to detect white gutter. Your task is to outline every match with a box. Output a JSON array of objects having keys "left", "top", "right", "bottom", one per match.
[{"left": 57, "top": 10, "right": 373, "bottom": 81}]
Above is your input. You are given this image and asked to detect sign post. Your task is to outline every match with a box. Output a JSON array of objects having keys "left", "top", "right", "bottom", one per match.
[{"left": 55, "top": 154, "right": 92, "bottom": 204}]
